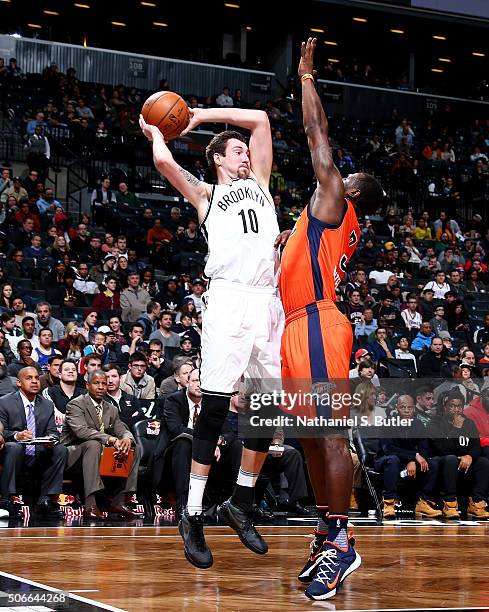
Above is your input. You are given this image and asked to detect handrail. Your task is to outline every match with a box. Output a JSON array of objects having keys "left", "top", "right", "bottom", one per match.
[{"left": 318, "top": 78, "right": 489, "bottom": 106}]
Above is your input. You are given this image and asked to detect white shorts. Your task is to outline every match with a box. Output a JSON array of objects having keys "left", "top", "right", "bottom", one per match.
[{"left": 200, "top": 280, "right": 285, "bottom": 395}]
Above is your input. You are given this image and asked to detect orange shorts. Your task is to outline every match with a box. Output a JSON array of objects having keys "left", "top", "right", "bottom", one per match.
[
  {"left": 281, "top": 300, "right": 353, "bottom": 381},
  {"left": 280, "top": 300, "right": 353, "bottom": 420}
]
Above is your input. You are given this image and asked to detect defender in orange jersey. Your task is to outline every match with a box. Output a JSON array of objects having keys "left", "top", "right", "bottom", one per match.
[{"left": 279, "top": 38, "right": 383, "bottom": 601}]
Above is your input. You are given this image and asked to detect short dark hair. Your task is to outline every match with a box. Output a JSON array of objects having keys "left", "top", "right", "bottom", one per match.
[
  {"left": 149, "top": 339, "right": 163, "bottom": 349},
  {"left": 60, "top": 359, "right": 78, "bottom": 371},
  {"left": 86, "top": 353, "right": 102, "bottom": 364},
  {"left": 0, "top": 311, "right": 14, "bottom": 323},
  {"left": 358, "top": 359, "right": 376, "bottom": 371},
  {"left": 160, "top": 310, "right": 174, "bottom": 320},
  {"left": 129, "top": 322, "right": 144, "bottom": 333},
  {"left": 347, "top": 173, "right": 384, "bottom": 214},
  {"left": 416, "top": 384, "right": 433, "bottom": 397},
  {"left": 146, "top": 300, "right": 158, "bottom": 314},
  {"left": 103, "top": 364, "right": 122, "bottom": 376},
  {"left": 48, "top": 354, "right": 63, "bottom": 365},
  {"left": 21, "top": 316, "right": 35, "bottom": 325},
  {"left": 129, "top": 351, "right": 147, "bottom": 364},
  {"left": 206, "top": 130, "right": 247, "bottom": 174}
]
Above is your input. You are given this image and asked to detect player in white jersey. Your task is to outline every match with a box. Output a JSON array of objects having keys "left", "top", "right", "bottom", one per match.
[{"left": 140, "top": 108, "right": 285, "bottom": 569}]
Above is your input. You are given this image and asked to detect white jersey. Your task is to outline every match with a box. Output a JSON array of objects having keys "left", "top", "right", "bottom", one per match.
[{"left": 201, "top": 177, "right": 279, "bottom": 287}]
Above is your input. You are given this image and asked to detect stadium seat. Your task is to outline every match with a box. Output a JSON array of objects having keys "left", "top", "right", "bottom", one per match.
[
  {"left": 23, "top": 289, "right": 47, "bottom": 302},
  {"left": 351, "top": 428, "right": 382, "bottom": 520},
  {"left": 100, "top": 309, "right": 122, "bottom": 320},
  {"left": 132, "top": 418, "right": 162, "bottom": 515},
  {"left": 10, "top": 278, "right": 35, "bottom": 292},
  {"left": 63, "top": 307, "right": 88, "bottom": 320},
  {"left": 385, "top": 358, "right": 417, "bottom": 378}
]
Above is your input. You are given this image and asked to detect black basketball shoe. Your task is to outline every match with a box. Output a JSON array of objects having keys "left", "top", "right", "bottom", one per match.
[
  {"left": 217, "top": 498, "right": 268, "bottom": 555},
  {"left": 178, "top": 510, "right": 213, "bottom": 569}
]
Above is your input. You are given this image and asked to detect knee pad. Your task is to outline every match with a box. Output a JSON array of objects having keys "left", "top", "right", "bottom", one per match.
[
  {"left": 243, "top": 436, "right": 272, "bottom": 453},
  {"left": 192, "top": 393, "right": 231, "bottom": 464}
]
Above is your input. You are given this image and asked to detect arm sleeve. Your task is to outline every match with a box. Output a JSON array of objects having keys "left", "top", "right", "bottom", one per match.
[
  {"left": 0, "top": 403, "right": 19, "bottom": 442},
  {"left": 465, "top": 419, "right": 482, "bottom": 459},
  {"left": 45, "top": 405, "right": 59, "bottom": 439},
  {"left": 381, "top": 437, "right": 417, "bottom": 461},
  {"left": 163, "top": 395, "right": 192, "bottom": 439},
  {"left": 65, "top": 402, "right": 110, "bottom": 445},
  {"left": 112, "top": 411, "right": 134, "bottom": 442}
]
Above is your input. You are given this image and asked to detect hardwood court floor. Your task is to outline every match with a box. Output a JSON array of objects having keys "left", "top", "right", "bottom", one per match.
[{"left": 0, "top": 523, "right": 488, "bottom": 611}]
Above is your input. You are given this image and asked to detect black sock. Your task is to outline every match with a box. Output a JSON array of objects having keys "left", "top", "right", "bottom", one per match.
[
  {"left": 328, "top": 514, "right": 349, "bottom": 549},
  {"left": 231, "top": 484, "right": 255, "bottom": 513}
]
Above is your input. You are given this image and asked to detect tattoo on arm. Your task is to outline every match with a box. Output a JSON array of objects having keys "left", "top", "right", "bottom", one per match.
[
  {"left": 311, "top": 143, "right": 332, "bottom": 172},
  {"left": 178, "top": 167, "right": 200, "bottom": 187}
]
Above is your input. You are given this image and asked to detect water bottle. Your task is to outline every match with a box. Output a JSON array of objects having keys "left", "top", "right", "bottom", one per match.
[{"left": 400, "top": 469, "right": 408, "bottom": 478}]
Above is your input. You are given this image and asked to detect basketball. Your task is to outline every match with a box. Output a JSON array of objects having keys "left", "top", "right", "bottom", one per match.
[{"left": 141, "top": 91, "right": 190, "bottom": 140}]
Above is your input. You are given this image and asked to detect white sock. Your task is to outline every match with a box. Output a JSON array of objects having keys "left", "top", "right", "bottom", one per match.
[
  {"left": 187, "top": 473, "right": 208, "bottom": 516},
  {"left": 236, "top": 468, "right": 259, "bottom": 487}
]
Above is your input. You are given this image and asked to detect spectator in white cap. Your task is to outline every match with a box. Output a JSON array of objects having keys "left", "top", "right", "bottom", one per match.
[
  {"left": 187, "top": 278, "right": 206, "bottom": 312},
  {"left": 89, "top": 253, "right": 117, "bottom": 286}
]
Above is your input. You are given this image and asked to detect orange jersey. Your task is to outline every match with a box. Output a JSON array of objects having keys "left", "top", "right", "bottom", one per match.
[{"left": 279, "top": 199, "right": 360, "bottom": 315}]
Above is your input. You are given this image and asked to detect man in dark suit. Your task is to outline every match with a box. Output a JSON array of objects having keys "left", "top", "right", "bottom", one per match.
[
  {"left": 0, "top": 367, "right": 68, "bottom": 516},
  {"left": 61, "top": 370, "right": 142, "bottom": 520},
  {"left": 103, "top": 365, "right": 146, "bottom": 429},
  {"left": 153, "top": 368, "right": 204, "bottom": 515}
]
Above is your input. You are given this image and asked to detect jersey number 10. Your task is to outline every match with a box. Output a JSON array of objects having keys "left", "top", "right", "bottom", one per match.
[{"left": 238, "top": 209, "right": 259, "bottom": 234}]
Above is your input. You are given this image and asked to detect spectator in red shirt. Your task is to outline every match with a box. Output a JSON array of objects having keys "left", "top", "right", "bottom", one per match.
[
  {"left": 92, "top": 277, "right": 121, "bottom": 313},
  {"left": 147, "top": 219, "right": 172, "bottom": 247},
  {"left": 465, "top": 388, "right": 489, "bottom": 459},
  {"left": 14, "top": 199, "right": 41, "bottom": 232}
]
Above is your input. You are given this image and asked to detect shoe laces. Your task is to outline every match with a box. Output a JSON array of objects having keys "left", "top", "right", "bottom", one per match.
[
  {"left": 242, "top": 515, "right": 257, "bottom": 533},
  {"left": 314, "top": 548, "right": 340, "bottom": 585},
  {"left": 308, "top": 532, "right": 325, "bottom": 559},
  {"left": 189, "top": 514, "right": 207, "bottom": 549}
]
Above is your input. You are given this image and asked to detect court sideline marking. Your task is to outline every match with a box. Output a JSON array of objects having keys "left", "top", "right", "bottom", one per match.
[
  {"left": 0, "top": 533, "right": 486, "bottom": 540},
  {"left": 338, "top": 608, "right": 489, "bottom": 612},
  {"left": 0, "top": 570, "right": 127, "bottom": 612}
]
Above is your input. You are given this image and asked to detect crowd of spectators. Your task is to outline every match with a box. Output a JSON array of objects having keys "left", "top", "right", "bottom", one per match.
[{"left": 0, "top": 59, "right": 489, "bottom": 521}]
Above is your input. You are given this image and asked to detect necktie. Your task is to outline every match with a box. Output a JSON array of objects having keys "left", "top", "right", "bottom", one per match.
[
  {"left": 25, "top": 403, "right": 36, "bottom": 464},
  {"left": 96, "top": 404, "right": 104, "bottom": 433},
  {"left": 192, "top": 404, "right": 200, "bottom": 428}
]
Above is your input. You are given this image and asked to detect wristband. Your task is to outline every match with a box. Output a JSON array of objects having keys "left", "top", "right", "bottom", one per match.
[{"left": 301, "top": 73, "right": 315, "bottom": 84}]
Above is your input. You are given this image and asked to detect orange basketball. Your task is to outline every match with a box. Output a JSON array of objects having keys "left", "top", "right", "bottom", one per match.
[{"left": 141, "top": 91, "right": 190, "bottom": 140}]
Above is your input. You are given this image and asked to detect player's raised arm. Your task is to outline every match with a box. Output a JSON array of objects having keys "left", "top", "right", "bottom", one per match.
[
  {"left": 139, "top": 115, "right": 210, "bottom": 217},
  {"left": 181, "top": 107, "right": 272, "bottom": 188},
  {"left": 299, "top": 38, "right": 345, "bottom": 224}
]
